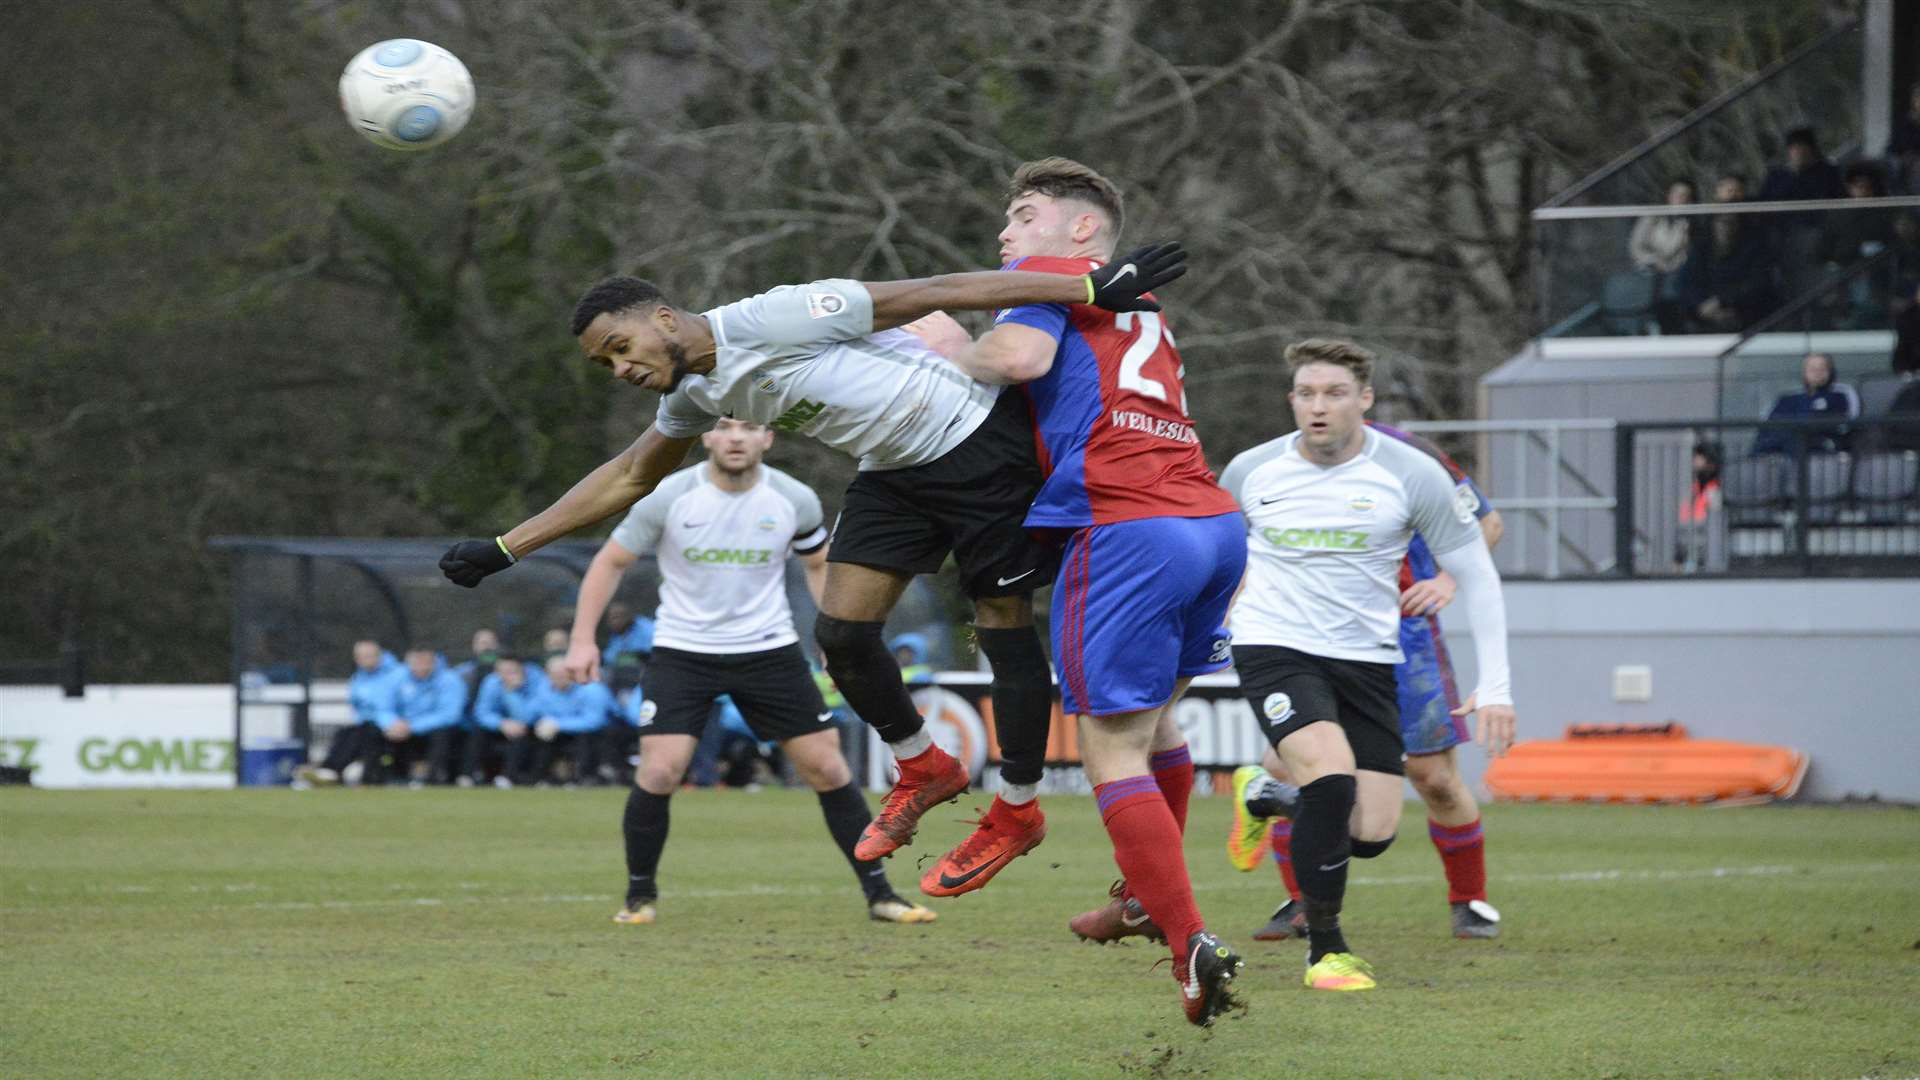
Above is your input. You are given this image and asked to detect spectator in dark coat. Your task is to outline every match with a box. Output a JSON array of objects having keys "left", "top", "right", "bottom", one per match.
[
  {"left": 1758, "top": 127, "right": 1846, "bottom": 204},
  {"left": 1886, "top": 82, "right": 1920, "bottom": 195},
  {"left": 1680, "top": 174, "right": 1776, "bottom": 331}
]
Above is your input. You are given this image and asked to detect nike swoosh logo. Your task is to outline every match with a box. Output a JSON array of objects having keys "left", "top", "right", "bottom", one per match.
[
  {"left": 996, "top": 569, "right": 1036, "bottom": 586},
  {"left": 1319, "top": 858, "right": 1350, "bottom": 871},
  {"left": 816, "top": 712, "right": 835, "bottom": 723},
  {"left": 1121, "top": 910, "right": 1151, "bottom": 928},
  {"left": 936, "top": 852, "right": 1013, "bottom": 890},
  {"left": 682, "top": 521, "right": 709, "bottom": 529},
  {"left": 1258, "top": 496, "right": 1285, "bottom": 505},
  {"left": 1109, "top": 263, "right": 1137, "bottom": 287}
]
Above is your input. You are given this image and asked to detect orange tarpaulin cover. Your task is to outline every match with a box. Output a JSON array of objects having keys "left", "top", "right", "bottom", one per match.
[{"left": 1484, "top": 723, "right": 1808, "bottom": 805}]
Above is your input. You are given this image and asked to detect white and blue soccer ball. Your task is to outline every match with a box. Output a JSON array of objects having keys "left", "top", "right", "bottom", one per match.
[{"left": 338, "top": 39, "right": 475, "bottom": 151}]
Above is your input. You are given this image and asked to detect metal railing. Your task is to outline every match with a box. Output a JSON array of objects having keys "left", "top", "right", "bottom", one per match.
[{"left": 1399, "top": 416, "right": 1920, "bottom": 579}]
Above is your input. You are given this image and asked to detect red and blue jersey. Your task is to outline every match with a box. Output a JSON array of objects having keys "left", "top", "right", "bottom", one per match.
[{"left": 995, "top": 255, "right": 1239, "bottom": 528}]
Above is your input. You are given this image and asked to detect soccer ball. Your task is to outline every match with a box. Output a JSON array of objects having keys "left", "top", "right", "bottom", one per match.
[{"left": 338, "top": 39, "right": 475, "bottom": 151}]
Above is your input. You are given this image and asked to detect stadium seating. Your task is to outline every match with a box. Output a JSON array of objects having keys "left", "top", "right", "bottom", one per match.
[
  {"left": 1804, "top": 452, "right": 1852, "bottom": 524},
  {"left": 1852, "top": 450, "right": 1920, "bottom": 524},
  {"left": 1720, "top": 455, "right": 1789, "bottom": 527}
]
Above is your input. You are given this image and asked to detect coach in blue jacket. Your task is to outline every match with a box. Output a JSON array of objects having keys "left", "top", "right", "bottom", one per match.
[
  {"left": 379, "top": 647, "right": 470, "bottom": 785},
  {"left": 531, "top": 655, "right": 616, "bottom": 785},
  {"left": 301, "top": 640, "right": 403, "bottom": 786},
  {"left": 464, "top": 656, "right": 549, "bottom": 787}
]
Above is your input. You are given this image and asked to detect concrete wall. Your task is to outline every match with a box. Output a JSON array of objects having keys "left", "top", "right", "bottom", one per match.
[{"left": 1438, "top": 577, "right": 1920, "bottom": 802}]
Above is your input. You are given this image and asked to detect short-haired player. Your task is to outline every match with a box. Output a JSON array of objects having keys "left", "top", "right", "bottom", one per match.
[
  {"left": 1230, "top": 419, "right": 1507, "bottom": 942},
  {"left": 940, "top": 158, "right": 1248, "bottom": 1027},
  {"left": 569, "top": 417, "right": 933, "bottom": 925},
  {"left": 1215, "top": 339, "right": 1518, "bottom": 992}
]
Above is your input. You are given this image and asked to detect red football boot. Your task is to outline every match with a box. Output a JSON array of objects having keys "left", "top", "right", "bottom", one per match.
[
  {"left": 853, "top": 746, "right": 970, "bottom": 861},
  {"left": 919, "top": 796, "right": 1047, "bottom": 897}
]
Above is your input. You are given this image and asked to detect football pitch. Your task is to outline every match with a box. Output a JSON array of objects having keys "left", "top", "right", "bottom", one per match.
[{"left": 3, "top": 789, "right": 1915, "bottom": 1079}]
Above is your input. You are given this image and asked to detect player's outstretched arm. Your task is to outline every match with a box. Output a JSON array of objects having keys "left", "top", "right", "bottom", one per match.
[
  {"left": 862, "top": 242, "right": 1187, "bottom": 329},
  {"left": 566, "top": 541, "right": 639, "bottom": 683},
  {"left": 1432, "top": 538, "right": 1517, "bottom": 757},
  {"left": 439, "top": 426, "right": 697, "bottom": 588}
]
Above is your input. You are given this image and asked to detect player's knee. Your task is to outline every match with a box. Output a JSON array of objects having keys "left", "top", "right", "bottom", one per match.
[
  {"left": 814, "top": 614, "right": 886, "bottom": 673},
  {"left": 796, "top": 755, "right": 850, "bottom": 791},
  {"left": 634, "top": 761, "right": 682, "bottom": 795},
  {"left": 1350, "top": 833, "right": 1396, "bottom": 859}
]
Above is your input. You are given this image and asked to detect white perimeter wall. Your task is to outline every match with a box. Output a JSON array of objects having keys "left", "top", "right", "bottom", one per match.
[{"left": 1438, "top": 578, "right": 1920, "bottom": 802}]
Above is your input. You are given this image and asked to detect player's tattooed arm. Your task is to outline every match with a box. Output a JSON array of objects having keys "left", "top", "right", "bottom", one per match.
[{"left": 501, "top": 426, "right": 697, "bottom": 556}]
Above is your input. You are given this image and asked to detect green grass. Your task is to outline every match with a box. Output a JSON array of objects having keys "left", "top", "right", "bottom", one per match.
[{"left": 2, "top": 789, "right": 1917, "bottom": 1079}]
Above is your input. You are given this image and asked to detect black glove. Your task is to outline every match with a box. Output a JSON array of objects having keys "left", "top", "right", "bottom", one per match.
[
  {"left": 1085, "top": 242, "right": 1188, "bottom": 312},
  {"left": 440, "top": 537, "right": 516, "bottom": 588}
]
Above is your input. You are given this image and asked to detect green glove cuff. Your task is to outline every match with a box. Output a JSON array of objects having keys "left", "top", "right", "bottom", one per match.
[
  {"left": 1084, "top": 276, "right": 1095, "bottom": 304},
  {"left": 494, "top": 536, "right": 517, "bottom": 565}
]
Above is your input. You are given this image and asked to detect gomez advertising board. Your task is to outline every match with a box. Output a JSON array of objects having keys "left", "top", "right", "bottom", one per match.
[{"left": 0, "top": 686, "right": 236, "bottom": 789}]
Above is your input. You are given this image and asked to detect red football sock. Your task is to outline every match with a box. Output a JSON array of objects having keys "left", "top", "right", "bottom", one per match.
[
  {"left": 1095, "top": 776, "right": 1204, "bottom": 956},
  {"left": 1428, "top": 817, "right": 1488, "bottom": 904},
  {"left": 1270, "top": 820, "right": 1302, "bottom": 902},
  {"left": 1148, "top": 745, "right": 1194, "bottom": 834}
]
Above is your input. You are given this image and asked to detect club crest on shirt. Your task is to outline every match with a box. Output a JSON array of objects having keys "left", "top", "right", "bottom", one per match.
[
  {"left": 1348, "top": 494, "right": 1377, "bottom": 514},
  {"left": 1452, "top": 482, "right": 1480, "bottom": 524},
  {"left": 756, "top": 515, "right": 777, "bottom": 531},
  {"left": 805, "top": 290, "right": 846, "bottom": 319},
  {"left": 1263, "top": 692, "right": 1294, "bottom": 723},
  {"left": 755, "top": 377, "right": 779, "bottom": 393}
]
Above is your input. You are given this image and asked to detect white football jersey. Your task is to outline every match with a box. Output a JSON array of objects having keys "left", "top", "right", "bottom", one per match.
[
  {"left": 652, "top": 278, "right": 1001, "bottom": 471},
  {"left": 608, "top": 463, "right": 826, "bottom": 654},
  {"left": 1220, "top": 427, "right": 1482, "bottom": 663}
]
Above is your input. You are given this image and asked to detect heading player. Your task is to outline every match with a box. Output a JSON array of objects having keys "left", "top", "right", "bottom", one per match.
[
  {"left": 942, "top": 158, "right": 1248, "bottom": 1027},
  {"left": 1217, "top": 339, "right": 1518, "bottom": 993},
  {"left": 567, "top": 417, "right": 933, "bottom": 925},
  {"left": 1230, "top": 420, "right": 1508, "bottom": 942},
  {"left": 438, "top": 250, "right": 1188, "bottom": 873}
]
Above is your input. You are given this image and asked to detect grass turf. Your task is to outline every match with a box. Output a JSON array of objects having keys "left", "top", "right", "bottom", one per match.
[{"left": 2, "top": 788, "right": 1916, "bottom": 1079}]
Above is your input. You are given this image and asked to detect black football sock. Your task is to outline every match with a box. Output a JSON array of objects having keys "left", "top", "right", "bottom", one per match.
[
  {"left": 816, "top": 615, "right": 925, "bottom": 744},
  {"left": 974, "top": 626, "right": 1053, "bottom": 789},
  {"left": 1291, "top": 773, "right": 1357, "bottom": 963},
  {"left": 622, "top": 787, "right": 672, "bottom": 903},
  {"left": 817, "top": 782, "right": 893, "bottom": 901}
]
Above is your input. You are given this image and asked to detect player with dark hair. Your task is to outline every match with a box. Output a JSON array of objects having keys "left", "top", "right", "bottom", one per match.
[
  {"left": 1214, "top": 339, "right": 1518, "bottom": 992},
  {"left": 938, "top": 157, "right": 1248, "bottom": 1027},
  {"left": 1228, "top": 419, "right": 1507, "bottom": 942},
  {"left": 438, "top": 247, "right": 1188, "bottom": 892}
]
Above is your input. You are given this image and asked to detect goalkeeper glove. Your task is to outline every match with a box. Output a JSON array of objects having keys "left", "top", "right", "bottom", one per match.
[
  {"left": 1085, "top": 242, "right": 1188, "bottom": 312},
  {"left": 440, "top": 536, "right": 516, "bottom": 588}
]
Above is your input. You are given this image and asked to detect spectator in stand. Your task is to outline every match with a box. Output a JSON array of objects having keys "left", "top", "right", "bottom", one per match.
[
  {"left": 541, "top": 627, "right": 570, "bottom": 662},
  {"left": 379, "top": 647, "right": 470, "bottom": 786},
  {"left": 602, "top": 601, "right": 656, "bottom": 694},
  {"left": 1894, "top": 283, "right": 1920, "bottom": 377},
  {"left": 1752, "top": 352, "right": 1861, "bottom": 456},
  {"left": 1759, "top": 128, "right": 1846, "bottom": 299},
  {"left": 1633, "top": 178, "right": 1696, "bottom": 333},
  {"left": 532, "top": 655, "right": 616, "bottom": 785},
  {"left": 1885, "top": 81, "right": 1920, "bottom": 195},
  {"left": 1888, "top": 213, "right": 1920, "bottom": 323},
  {"left": 1821, "top": 164, "right": 1896, "bottom": 327},
  {"left": 452, "top": 629, "right": 501, "bottom": 701},
  {"left": 1885, "top": 370, "right": 1920, "bottom": 452},
  {"left": 298, "top": 639, "right": 401, "bottom": 787},
  {"left": 1675, "top": 441, "right": 1723, "bottom": 572},
  {"left": 1680, "top": 174, "right": 1777, "bottom": 331},
  {"left": 888, "top": 633, "right": 935, "bottom": 687},
  {"left": 466, "top": 655, "right": 549, "bottom": 787},
  {"left": 1759, "top": 127, "right": 1846, "bottom": 204}
]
